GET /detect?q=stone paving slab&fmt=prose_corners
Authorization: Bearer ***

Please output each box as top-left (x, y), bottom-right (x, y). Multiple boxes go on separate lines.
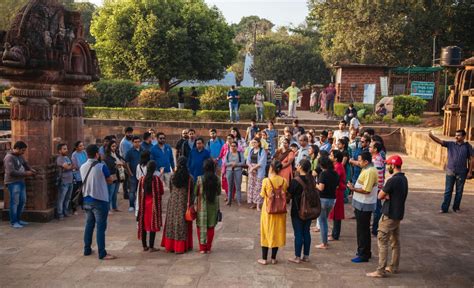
top-left (0, 153), bottom-right (473, 287)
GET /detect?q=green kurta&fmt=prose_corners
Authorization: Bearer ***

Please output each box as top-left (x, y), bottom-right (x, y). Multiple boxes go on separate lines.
top-left (195, 176), bottom-right (221, 228)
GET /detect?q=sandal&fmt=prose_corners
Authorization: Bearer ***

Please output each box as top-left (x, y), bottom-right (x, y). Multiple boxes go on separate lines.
top-left (315, 244), bottom-right (328, 249)
top-left (101, 254), bottom-right (117, 260)
top-left (288, 257), bottom-right (301, 264)
top-left (257, 259), bottom-right (267, 265)
top-left (143, 247), bottom-right (149, 252)
top-left (149, 248), bottom-right (159, 252)
top-left (271, 259), bottom-right (278, 265)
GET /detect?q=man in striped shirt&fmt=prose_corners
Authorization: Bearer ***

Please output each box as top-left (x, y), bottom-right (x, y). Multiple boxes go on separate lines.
top-left (273, 85), bottom-right (283, 117)
top-left (370, 141), bottom-right (385, 236)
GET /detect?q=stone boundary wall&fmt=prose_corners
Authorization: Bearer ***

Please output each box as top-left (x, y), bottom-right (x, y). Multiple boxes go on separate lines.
top-left (400, 128), bottom-right (448, 170)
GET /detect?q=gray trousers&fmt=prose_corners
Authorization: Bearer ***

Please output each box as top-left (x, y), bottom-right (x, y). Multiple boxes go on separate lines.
top-left (226, 169), bottom-right (242, 204)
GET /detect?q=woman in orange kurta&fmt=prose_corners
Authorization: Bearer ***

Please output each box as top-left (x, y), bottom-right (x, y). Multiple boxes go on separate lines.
top-left (274, 138), bottom-right (295, 184)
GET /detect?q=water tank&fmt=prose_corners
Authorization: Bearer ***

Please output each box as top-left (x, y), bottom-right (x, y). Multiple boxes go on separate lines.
top-left (440, 46), bottom-right (462, 66)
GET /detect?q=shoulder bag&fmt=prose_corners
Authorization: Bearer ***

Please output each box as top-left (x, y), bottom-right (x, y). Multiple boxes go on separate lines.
top-left (266, 178), bottom-right (287, 214)
top-left (72, 161), bottom-right (100, 207)
top-left (185, 178), bottom-right (197, 221)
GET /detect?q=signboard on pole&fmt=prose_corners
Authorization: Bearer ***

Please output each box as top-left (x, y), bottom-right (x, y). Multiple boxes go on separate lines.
top-left (363, 84), bottom-right (376, 104)
top-left (411, 81), bottom-right (435, 99)
top-left (380, 77), bottom-right (388, 97)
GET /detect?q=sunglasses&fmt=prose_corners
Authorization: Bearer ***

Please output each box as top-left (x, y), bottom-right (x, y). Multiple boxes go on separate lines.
top-left (159, 137), bottom-right (166, 140)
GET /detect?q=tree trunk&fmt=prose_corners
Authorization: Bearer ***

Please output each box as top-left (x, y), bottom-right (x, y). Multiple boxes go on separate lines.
top-left (159, 79), bottom-right (170, 92)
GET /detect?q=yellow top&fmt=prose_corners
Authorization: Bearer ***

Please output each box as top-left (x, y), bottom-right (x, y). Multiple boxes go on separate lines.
top-left (284, 86), bottom-right (301, 102)
top-left (357, 166), bottom-right (378, 193)
top-left (260, 175), bottom-right (288, 248)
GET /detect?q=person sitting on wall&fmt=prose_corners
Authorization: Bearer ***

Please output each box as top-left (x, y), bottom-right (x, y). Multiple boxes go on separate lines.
top-left (376, 104), bottom-right (387, 117)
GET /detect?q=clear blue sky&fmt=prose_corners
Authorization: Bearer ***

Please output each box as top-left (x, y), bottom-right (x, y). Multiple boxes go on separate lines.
top-left (85, 0), bottom-right (309, 27)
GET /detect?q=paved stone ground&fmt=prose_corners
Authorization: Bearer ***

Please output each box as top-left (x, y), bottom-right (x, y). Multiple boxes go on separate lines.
top-left (0, 154), bottom-right (473, 288)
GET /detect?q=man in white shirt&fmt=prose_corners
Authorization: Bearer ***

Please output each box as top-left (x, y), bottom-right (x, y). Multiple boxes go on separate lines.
top-left (333, 120), bottom-right (349, 146)
top-left (350, 115), bottom-right (361, 131)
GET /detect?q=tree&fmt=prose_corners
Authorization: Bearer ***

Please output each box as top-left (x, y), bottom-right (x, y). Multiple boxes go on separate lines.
top-left (91, 0), bottom-right (237, 92)
top-left (308, 0), bottom-right (474, 67)
top-left (229, 16), bottom-right (274, 85)
top-left (252, 34), bottom-right (330, 87)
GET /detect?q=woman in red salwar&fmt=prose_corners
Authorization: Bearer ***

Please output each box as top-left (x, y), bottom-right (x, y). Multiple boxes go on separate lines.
top-left (329, 150), bottom-right (346, 241)
top-left (137, 160), bottom-right (164, 252)
top-left (161, 157), bottom-right (194, 253)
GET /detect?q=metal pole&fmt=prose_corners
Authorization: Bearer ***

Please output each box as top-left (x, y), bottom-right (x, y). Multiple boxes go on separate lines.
top-left (253, 21), bottom-right (257, 87)
top-left (432, 35), bottom-right (436, 66)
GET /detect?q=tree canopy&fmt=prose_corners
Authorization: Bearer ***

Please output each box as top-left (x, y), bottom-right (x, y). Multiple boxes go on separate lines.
top-left (252, 30), bottom-right (330, 87)
top-left (309, 0), bottom-right (474, 66)
top-left (91, 0), bottom-right (237, 91)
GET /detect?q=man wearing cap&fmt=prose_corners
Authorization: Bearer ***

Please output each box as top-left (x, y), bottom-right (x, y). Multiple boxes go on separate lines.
top-left (367, 155), bottom-right (408, 277)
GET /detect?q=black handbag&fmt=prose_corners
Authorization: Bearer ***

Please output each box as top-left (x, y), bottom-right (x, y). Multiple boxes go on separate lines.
top-left (217, 209), bottom-right (223, 222)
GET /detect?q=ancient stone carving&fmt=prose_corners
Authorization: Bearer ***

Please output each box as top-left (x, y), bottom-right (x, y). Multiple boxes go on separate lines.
top-left (10, 98), bottom-right (52, 121)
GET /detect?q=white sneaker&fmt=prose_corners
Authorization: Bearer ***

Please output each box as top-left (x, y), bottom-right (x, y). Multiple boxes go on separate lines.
top-left (12, 223), bottom-right (24, 228)
top-left (128, 207), bottom-right (135, 212)
top-left (19, 221), bottom-right (29, 225)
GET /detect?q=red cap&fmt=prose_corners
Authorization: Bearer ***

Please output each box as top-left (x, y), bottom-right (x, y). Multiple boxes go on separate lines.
top-left (385, 155), bottom-right (403, 166)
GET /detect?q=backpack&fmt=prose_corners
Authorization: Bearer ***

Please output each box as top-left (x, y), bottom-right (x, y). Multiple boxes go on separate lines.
top-left (266, 178), bottom-right (287, 214)
top-left (295, 176), bottom-right (321, 220)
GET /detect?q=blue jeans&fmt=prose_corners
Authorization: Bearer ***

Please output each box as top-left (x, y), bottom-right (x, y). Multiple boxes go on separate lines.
top-left (291, 216), bottom-right (312, 258)
top-left (256, 107), bottom-right (264, 122)
top-left (128, 176), bottom-right (137, 208)
top-left (442, 171), bottom-right (467, 212)
top-left (372, 199), bottom-right (382, 235)
top-left (229, 102), bottom-right (239, 122)
top-left (7, 181), bottom-right (26, 225)
top-left (275, 100), bottom-right (282, 116)
top-left (226, 169), bottom-right (242, 204)
top-left (318, 198), bottom-right (335, 244)
top-left (108, 182), bottom-right (118, 210)
top-left (57, 182), bottom-right (73, 218)
top-left (83, 199), bottom-right (109, 259)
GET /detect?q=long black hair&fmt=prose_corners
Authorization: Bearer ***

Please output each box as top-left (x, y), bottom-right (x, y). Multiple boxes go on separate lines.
top-left (105, 140), bottom-right (117, 156)
top-left (202, 159), bottom-right (220, 203)
top-left (144, 160), bottom-right (157, 195)
top-left (172, 156), bottom-right (190, 189)
top-left (230, 126), bottom-right (242, 140)
top-left (139, 150), bottom-right (151, 166)
top-left (298, 159), bottom-right (316, 189)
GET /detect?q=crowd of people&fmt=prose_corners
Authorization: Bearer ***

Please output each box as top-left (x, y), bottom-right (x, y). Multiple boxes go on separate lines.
top-left (3, 118), bottom-right (472, 278)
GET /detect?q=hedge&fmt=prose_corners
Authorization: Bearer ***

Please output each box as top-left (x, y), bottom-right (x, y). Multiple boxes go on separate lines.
top-left (393, 95), bottom-right (426, 117)
top-left (85, 102), bottom-right (276, 122)
top-left (334, 103), bottom-right (374, 117)
top-left (87, 79), bottom-right (141, 107)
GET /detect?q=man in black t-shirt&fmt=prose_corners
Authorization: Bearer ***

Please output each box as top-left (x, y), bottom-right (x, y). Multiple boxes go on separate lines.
top-left (367, 155), bottom-right (408, 278)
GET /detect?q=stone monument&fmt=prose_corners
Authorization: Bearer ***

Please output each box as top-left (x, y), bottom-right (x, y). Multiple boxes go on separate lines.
top-left (0, 0), bottom-right (99, 221)
top-left (443, 57), bottom-right (474, 141)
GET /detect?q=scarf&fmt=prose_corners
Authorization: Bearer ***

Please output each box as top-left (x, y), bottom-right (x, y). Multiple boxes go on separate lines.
top-left (196, 176), bottom-right (208, 245)
top-left (137, 175), bottom-right (164, 239)
top-left (275, 149), bottom-right (291, 162)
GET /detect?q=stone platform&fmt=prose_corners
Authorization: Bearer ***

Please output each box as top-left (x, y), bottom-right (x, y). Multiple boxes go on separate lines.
top-left (0, 153), bottom-right (473, 287)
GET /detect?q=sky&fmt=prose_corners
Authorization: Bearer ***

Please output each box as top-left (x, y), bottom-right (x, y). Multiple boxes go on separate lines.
top-left (85, 0), bottom-right (309, 27)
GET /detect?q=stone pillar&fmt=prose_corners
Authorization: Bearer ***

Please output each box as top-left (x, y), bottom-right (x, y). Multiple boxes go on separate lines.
top-left (3, 82), bottom-right (56, 221)
top-left (51, 85), bottom-right (85, 152)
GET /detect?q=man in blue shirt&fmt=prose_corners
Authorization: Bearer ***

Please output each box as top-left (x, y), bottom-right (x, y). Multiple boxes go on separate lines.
top-left (318, 130), bottom-right (332, 152)
top-left (227, 85), bottom-right (240, 123)
top-left (206, 129), bottom-right (224, 168)
top-left (150, 132), bottom-right (175, 188)
top-left (125, 136), bottom-right (142, 212)
top-left (188, 138), bottom-right (211, 180)
top-left (81, 144), bottom-right (115, 260)
top-left (140, 132), bottom-right (153, 152)
top-left (429, 130), bottom-right (474, 213)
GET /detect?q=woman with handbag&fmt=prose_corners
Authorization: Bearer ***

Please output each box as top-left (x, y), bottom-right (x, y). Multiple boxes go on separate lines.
top-left (194, 159), bottom-right (221, 254)
top-left (137, 160), bottom-right (164, 252)
top-left (258, 160), bottom-right (288, 265)
top-left (246, 138), bottom-right (267, 211)
top-left (274, 138), bottom-right (295, 184)
top-left (161, 157), bottom-right (194, 253)
top-left (103, 140), bottom-right (126, 212)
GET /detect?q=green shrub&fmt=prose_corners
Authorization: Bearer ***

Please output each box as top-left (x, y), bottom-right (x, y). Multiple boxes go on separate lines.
top-left (334, 103), bottom-right (374, 117)
top-left (406, 114), bottom-right (422, 125)
top-left (238, 87), bottom-right (264, 104)
top-left (137, 88), bottom-right (172, 108)
top-left (85, 107), bottom-right (194, 121)
top-left (363, 114), bottom-right (376, 124)
top-left (197, 110), bottom-right (228, 122)
top-left (199, 86), bottom-right (228, 110)
top-left (393, 95), bottom-right (426, 117)
top-left (394, 114), bottom-right (405, 124)
top-left (382, 115), bottom-right (393, 124)
top-left (239, 102), bottom-right (276, 121)
top-left (87, 79), bottom-right (141, 107)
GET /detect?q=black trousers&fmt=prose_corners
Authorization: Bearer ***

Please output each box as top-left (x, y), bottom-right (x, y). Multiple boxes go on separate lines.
top-left (332, 219), bottom-right (341, 240)
top-left (262, 247), bottom-right (278, 260)
top-left (355, 208), bottom-right (372, 260)
top-left (141, 231), bottom-right (156, 248)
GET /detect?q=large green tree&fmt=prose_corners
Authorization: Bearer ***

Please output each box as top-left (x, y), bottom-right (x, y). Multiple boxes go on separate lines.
top-left (91, 0), bottom-right (237, 91)
top-left (309, 0), bottom-right (474, 66)
top-left (252, 31), bottom-right (330, 87)
top-left (229, 16), bottom-right (274, 85)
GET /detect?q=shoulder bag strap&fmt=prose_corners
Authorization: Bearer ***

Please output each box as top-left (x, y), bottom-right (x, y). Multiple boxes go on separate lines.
top-left (82, 161), bottom-right (100, 190)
